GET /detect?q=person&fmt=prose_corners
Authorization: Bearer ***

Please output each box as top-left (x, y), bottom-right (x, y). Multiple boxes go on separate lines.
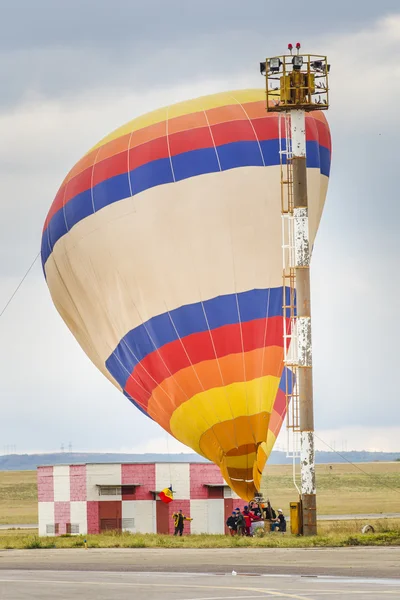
top-left (242, 506), bottom-right (253, 536)
top-left (248, 502), bottom-right (263, 536)
top-left (271, 509), bottom-right (286, 533)
top-left (172, 509), bottom-right (193, 536)
top-left (264, 501), bottom-right (276, 521)
top-left (250, 501), bottom-right (262, 518)
top-left (226, 511), bottom-right (237, 536)
top-left (236, 510), bottom-right (246, 536)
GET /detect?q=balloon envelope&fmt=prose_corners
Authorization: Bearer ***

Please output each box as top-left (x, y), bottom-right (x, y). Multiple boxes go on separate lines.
top-left (42, 89), bottom-right (331, 500)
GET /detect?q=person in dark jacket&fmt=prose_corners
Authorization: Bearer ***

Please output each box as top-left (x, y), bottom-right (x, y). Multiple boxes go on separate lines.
top-left (226, 511), bottom-right (237, 535)
top-left (236, 510), bottom-right (246, 536)
top-left (250, 501), bottom-right (262, 518)
top-left (172, 509), bottom-right (192, 536)
top-left (271, 509), bottom-right (287, 532)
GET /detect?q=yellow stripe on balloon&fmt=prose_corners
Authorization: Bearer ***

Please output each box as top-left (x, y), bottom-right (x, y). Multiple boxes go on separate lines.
top-left (263, 432), bottom-right (277, 462)
top-left (224, 452), bottom-right (257, 470)
top-left (169, 375), bottom-right (280, 454)
top-left (86, 89), bottom-right (267, 153)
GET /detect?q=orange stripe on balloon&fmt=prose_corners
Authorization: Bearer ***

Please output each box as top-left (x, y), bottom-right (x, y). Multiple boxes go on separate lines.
top-left (61, 100), bottom-right (272, 188)
top-left (226, 443), bottom-right (258, 457)
top-left (147, 346), bottom-right (284, 428)
top-left (199, 412), bottom-right (271, 462)
top-left (269, 409), bottom-right (284, 438)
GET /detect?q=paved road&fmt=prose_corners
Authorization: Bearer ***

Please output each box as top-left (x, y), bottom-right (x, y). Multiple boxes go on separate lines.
top-left (1, 547), bottom-right (400, 579)
top-left (1, 570), bottom-right (400, 600)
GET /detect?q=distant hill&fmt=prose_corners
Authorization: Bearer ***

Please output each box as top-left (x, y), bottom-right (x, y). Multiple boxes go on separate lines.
top-left (0, 451), bottom-right (399, 471)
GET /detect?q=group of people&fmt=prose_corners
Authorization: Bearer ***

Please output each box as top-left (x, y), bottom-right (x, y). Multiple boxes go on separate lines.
top-left (171, 504), bottom-right (287, 537)
top-left (226, 502), bottom-right (286, 536)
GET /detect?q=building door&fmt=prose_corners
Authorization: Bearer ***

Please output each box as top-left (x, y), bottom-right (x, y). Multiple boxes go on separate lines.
top-left (156, 501), bottom-right (170, 534)
top-left (99, 501), bottom-right (122, 532)
top-left (224, 499), bottom-right (234, 535)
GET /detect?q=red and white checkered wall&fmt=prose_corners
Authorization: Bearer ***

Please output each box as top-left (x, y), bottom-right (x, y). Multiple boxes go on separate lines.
top-left (37, 463), bottom-right (247, 536)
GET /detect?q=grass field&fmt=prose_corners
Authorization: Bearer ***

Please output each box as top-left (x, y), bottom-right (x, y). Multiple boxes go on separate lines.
top-left (1, 518), bottom-right (400, 549)
top-left (261, 461), bottom-right (400, 514)
top-left (0, 470), bottom-right (37, 524)
top-left (0, 462), bottom-right (399, 525)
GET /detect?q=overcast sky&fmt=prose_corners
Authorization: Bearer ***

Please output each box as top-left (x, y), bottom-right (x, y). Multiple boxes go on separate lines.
top-left (0, 0), bottom-right (399, 456)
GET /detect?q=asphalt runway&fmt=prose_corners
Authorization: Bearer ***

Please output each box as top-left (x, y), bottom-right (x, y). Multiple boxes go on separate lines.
top-left (1, 570), bottom-right (400, 600)
top-left (1, 547), bottom-right (400, 579)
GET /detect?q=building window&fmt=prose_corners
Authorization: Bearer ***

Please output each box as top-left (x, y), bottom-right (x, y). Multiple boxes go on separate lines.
top-left (46, 523), bottom-right (59, 535)
top-left (100, 518), bottom-right (121, 531)
top-left (122, 518), bottom-right (135, 530)
top-left (98, 486), bottom-right (121, 496)
top-left (66, 523), bottom-right (80, 534)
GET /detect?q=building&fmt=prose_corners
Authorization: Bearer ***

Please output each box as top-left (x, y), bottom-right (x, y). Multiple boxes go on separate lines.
top-left (37, 462), bottom-right (247, 536)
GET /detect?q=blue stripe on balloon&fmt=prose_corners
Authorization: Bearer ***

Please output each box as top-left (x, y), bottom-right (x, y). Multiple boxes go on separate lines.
top-left (123, 390), bottom-right (153, 419)
top-left (173, 147), bottom-right (220, 180)
top-left (279, 366), bottom-right (294, 394)
top-left (42, 139), bottom-right (330, 267)
top-left (105, 286), bottom-right (293, 390)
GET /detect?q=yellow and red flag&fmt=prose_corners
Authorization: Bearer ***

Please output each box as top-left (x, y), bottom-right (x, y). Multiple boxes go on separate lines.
top-left (159, 486), bottom-right (173, 504)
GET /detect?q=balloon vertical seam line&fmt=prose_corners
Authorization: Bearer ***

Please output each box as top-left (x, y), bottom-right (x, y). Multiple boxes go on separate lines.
top-left (259, 288), bottom-right (272, 448)
top-left (201, 106), bottom-right (246, 478)
top-left (165, 106), bottom-right (176, 183)
top-left (166, 310), bottom-right (205, 393)
top-left (61, 177), bottom-right (70, 234)
top-left (118, 338), bottom-right (178, 416)
top-left (46, 221), bottom-right (52, 254)
top-left (165, 308), bottom-right (228, 460)
top-left (129, 315), bottom-right (192, 403)
top-left (235, 292), bottom-right (257, 491)
top-left (109, 238), bottom-right (218, 445)
top-left (112, 309), bottom-right (183, 406)
top-left (90, 148), bottom-right (101, 214)
top-left (202, 109), bottom-right (222, 171)
top-left (229, 91), bottom-right (269, 493)
top-left (127, 128), bottom-right (135, 198)
top-left (229, 94), bottom-right (266, 167)
top-left (226, 188), bottom-right (257, 494)
top-left (71, 248), bottom-right (173, 418)
top-left (199, 300), bottom-right (240, 452)
top-left (200, 105), bottom-right (240, 452)
top-left (50, 254), bottom-right (96, 371)
top-left (105, 248), bottom-right (192, 415)
top-left (122, 284), bottom-right (192, 402)
top-left (165, 308), bottom-right (235, 468)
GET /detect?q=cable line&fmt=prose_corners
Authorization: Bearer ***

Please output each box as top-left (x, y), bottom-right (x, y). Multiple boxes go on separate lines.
top-left (314, 433), bottom-right (400, 497)
top-left (0, 252), bottom-right (40, 319)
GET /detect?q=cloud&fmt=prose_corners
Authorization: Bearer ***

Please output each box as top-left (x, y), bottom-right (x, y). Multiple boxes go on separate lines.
top-left (323, 14), bottom-right (400, 123)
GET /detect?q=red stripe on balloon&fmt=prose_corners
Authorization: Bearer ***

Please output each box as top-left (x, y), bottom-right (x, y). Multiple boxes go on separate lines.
top-left (44, 114), bottom-right (331, 231)
top-left (125, 315), bottom-right (286, 410)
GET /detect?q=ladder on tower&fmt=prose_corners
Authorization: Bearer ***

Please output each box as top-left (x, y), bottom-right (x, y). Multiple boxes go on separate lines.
top-left (278, 113), bottom-right (301, 464)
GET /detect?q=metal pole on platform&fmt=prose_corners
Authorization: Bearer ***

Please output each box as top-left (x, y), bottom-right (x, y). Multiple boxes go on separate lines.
top-left (291, 109), bottom-right (316, 536)
top-left (261, 46), bottom-right (330, 536)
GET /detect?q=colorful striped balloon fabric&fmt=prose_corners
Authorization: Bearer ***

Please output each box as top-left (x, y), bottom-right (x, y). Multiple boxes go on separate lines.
top-left (42, 89), bottom-right (331, 500)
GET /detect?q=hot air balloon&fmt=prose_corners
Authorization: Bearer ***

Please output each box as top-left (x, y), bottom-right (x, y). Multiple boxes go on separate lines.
top-left (41, 89), bottom-right (331, 501)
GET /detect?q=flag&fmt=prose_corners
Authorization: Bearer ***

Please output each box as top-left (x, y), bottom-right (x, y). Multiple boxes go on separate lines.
top-left (159, 486), bottom-right (173, 504)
